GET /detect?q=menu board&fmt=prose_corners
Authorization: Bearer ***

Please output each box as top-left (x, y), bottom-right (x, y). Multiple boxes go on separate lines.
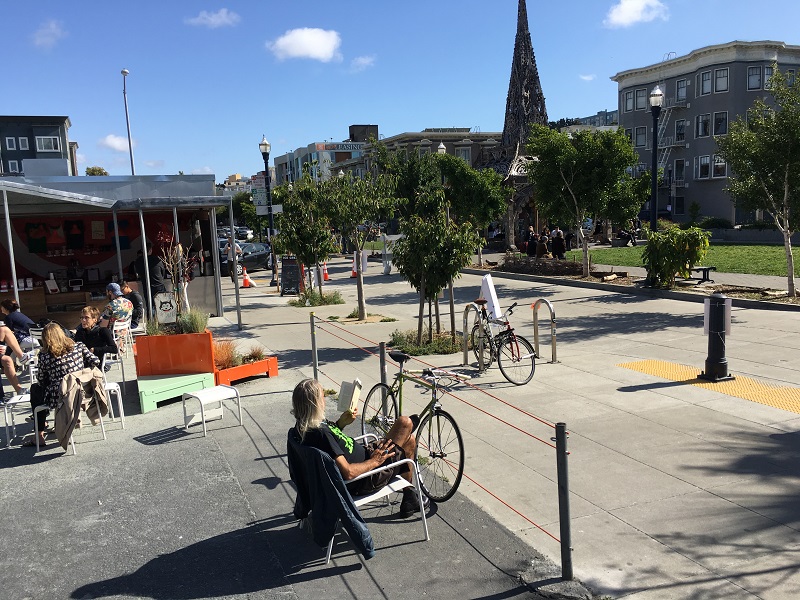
top-left (280, 255), bottom-right (301, 297)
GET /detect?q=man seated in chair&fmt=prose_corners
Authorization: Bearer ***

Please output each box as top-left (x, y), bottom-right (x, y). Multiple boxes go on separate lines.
top-left (120, 280), bottom-right (144, 329)
top-left (291, 379), bottom-right (428, 517)
top-left (99, 283), bottom-right (133, 329)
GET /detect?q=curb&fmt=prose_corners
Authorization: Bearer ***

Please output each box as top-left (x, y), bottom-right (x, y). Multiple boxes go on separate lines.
top-left (462, 268), bottom-right (800, 313)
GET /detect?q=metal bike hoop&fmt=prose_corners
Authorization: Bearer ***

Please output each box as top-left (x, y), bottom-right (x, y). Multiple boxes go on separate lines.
top-left (462, 303), bottom-right (487, 372)
top-left (532, 298), bottom-right (559, 364)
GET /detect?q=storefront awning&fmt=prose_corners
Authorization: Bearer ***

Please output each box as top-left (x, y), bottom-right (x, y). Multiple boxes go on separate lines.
top-left (0, 179), bottom-right (118, 215)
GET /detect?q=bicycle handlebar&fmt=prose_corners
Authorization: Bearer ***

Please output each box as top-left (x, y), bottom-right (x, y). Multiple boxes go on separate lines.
top-left (405, 368), bottom-right (470, 381)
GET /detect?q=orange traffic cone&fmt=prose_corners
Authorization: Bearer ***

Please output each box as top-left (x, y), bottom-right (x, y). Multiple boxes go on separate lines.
top-left (323, 262), bottom-right (330, 281)
top-left (241, 267), bottom-right (257, 288)
top-left (350, 252), bottom-right (358, 278)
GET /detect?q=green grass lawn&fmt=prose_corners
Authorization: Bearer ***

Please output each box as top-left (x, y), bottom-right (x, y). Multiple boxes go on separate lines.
top-left (565, 243), bottom-right (800, 277)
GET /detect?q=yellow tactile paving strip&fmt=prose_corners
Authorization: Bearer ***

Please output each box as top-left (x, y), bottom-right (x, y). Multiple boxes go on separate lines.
top-left (617, 360), bottom-right (800, 415)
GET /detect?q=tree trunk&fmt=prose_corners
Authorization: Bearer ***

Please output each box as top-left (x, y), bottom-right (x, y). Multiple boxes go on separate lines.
top-left (448, 279), bottom-right (456, 344)
top-left (506, 202), bottom-right (515, 250)
top-left (477, 241), bottom-right (483, 267)
top-left (356, 248), bottom-right (367, 320)
top-left (579, 229), bottom-right (590, 277)
top-left (316, 261), bottom-right (324, 296)
top-left (427, 298), bottom-right (433, 343)
top-left (435, 296), bottom-right (441, 334)
top-left (417, 276), bottom-right (425, 345)
top-left (782, 229), bottom-right (797, 297)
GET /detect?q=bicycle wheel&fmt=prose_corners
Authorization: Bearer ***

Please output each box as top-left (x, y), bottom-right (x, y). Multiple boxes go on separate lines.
top-left (361, 383), bottom-right (398, 438)
top-left (470, 322), bottom-right (493, 367)
top-left (415, 409), bottom-right (464, 502)
top-left (497, 334), bottom-right (536, 385)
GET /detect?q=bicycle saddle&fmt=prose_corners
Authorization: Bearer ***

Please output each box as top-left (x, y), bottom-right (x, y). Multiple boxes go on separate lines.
top-left (474, 298), bottom-right (488, 305)
top-left (389, 350), bottom-right (411, 364)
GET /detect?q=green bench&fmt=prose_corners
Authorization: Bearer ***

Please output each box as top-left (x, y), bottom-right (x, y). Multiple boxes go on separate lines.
top-left (137, 373), bottom-right (216, 414)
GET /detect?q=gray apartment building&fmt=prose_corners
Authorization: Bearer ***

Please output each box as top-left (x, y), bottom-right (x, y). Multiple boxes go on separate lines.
top-left (612, 40), bottom-right (800, 224)
top-left (0, 116), bottom-right (77, 177)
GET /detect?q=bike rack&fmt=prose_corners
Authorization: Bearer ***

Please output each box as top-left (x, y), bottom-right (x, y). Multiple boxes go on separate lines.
top-left (462, 303), bottom-right (486, 373)
top-left (532, 298), bottom-right (559, 364)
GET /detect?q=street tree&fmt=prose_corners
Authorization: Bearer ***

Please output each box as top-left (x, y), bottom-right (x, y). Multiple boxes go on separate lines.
top-left (216, 191), bottom-right (257, 232)
top-left (273, 175), bottom-right (337, 294)
top-left (322, 173), bottom-right (395, 320)
top-left (85, 166), bottom-right (109, 176)
top-left (525, 125), bottom-right (644, 276)
top-left (715, 65), bottom-right (799, 296)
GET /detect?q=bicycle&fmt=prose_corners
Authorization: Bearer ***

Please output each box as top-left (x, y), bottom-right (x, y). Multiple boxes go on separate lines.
top-left (469, 300), bottom-right (536, 385)
top-left (361, 350), bottom-right (467, 502)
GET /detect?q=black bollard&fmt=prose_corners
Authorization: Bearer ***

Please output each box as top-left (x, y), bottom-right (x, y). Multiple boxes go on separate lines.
top-left (699, 292), bottom-right (735, 382)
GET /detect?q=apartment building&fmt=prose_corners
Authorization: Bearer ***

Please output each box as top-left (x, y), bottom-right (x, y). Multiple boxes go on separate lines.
top-left (612, 40), bottom-right (800, 224)
top-left (0, 115), bottom-right (76, 176)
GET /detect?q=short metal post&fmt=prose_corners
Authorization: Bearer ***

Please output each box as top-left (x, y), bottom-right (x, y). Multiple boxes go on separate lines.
top-left (310, 312), bottom-right (319, 381)
top-left (699, 292), bottom-right (734, 382)
top-left (556, 422), bottom-right (573, 580)
top-left (532, 298), bottom-right (559, 364)
top-left (379, 341), bottom-right (387, 385)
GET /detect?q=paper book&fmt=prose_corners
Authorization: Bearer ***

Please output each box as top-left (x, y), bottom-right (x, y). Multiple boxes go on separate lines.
top-left (337, 378), bottom-right (362, 413)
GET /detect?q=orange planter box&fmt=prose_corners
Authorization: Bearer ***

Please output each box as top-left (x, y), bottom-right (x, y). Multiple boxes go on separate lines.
top-left (215, 356), bottom-right (278, 386)
top-left (134, 331), bottom-right (216, 377)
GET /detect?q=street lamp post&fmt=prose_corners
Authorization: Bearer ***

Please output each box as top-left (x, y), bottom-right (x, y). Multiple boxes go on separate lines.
top-left (121, 69), bottom-right (135, 175)
top-left (259, 135), bottom-right (278, 287)
top-left (649, 85), bottom-right (664, 233)
top-left (437, 142), bottom-right (456, 343)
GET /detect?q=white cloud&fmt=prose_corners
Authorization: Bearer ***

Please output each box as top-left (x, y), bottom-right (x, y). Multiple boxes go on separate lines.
top-left (76, 153), bottom-right (87, 165)
top-left (99, 134), bottom-right (134, 152)
top-left (267, 28), bottom-right (342, 62)
top-left (192, 166), bottom-right (214, 175)
top-left (350, 55), bottom-right (376, 73)
top-left (579, 74), bottom-right (596, 81)
top-left (144, 160), bottom-right (165, 169)
top-left (185, 8), bottom-right (240, 28)
top-left (603, 0), bottom-right (668, 28)
top-left (32, 20), bottom-right (67, 49)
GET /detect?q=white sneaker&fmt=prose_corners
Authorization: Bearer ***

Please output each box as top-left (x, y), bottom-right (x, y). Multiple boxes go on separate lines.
top-left (19, 351), bottom-right (35, 366)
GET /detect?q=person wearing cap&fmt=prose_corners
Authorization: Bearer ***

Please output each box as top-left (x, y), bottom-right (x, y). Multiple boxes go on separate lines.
top-left (99, 282), bottom-right (133, 329)
top-left (120, 280), bottom-right (144, 329)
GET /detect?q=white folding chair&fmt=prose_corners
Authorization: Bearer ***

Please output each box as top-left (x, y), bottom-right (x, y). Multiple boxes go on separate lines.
top-left (112, 317), bottom-right (133, 356)
top-left (100, 354), bottom-right (125, 429)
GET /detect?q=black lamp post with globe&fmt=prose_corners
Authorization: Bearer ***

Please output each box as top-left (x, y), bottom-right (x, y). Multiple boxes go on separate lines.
top-left (259, 135), bottom-right (278, 287)
top-left (649, 85), bottom-right (664, 233)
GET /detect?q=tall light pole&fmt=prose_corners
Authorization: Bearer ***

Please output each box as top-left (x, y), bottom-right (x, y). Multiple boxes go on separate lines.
top-left (649, 84), bottom-right (664, 233)
top-left (259, 135), bottom-right (278, 287)
top-left (121, 69), bottom-right (135, 175)
top-left (437, 141), bottom-right (456, 343)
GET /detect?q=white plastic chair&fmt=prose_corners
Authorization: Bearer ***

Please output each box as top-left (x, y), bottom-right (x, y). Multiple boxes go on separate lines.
top-left (100, 354), bottom-right (125, 429)
top-left (112, 317), bottom-right (133, 357)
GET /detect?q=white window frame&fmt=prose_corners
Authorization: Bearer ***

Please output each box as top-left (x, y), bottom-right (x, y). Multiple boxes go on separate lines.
top-left (454, 147), bottom-right (471, 164)
top-left (714, 68), bottom-right (729, 93)
top-left (712, 155), bottom-right (727, 178)
top-left (634, 126), bottom-right (647, 147)
top-left (5, 137), bottom-right (16, 151)
top-left (18, 137), bottom-right (29, 151)
top-left (635, 89), bottom-right (647, 110)
top-left (35, 136), bottom-right (61, 152)
top-left (713, 111), bottom-right (728, 136)
top-left (695, 155), bottom-right (710, 179)
top-left (675, 119), bottom-right (686, 142)
top-left (698, 71), bottom-right (712, 95)
top-left (8, 160), bottom-right (19, 173)
top-left (624, 91), bottom-right (634, 112)
top-left (764, 65), bottom-right (774, 89)
top-left (676, 79), bottom-right (687, 102)
top-left (695, 114), bottom-right (710, 138)
top-left (747, 66), bottom-right (762, 90)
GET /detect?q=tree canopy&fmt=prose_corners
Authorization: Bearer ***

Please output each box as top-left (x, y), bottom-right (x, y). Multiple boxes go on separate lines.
top-left (85, 166), bottom-right (109, 176)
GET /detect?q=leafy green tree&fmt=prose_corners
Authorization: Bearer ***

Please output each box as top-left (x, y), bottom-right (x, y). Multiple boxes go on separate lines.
top-left (715, 65), bottom-right (800, 296)
top-left (642, 227), bottom-right (710, 287)
top-left (216, 192), bottom-right (257, 232)
top-left (526, 125), bottom-right (644, 276)
top-left (273, 175), bottom-right (337, 293)
top-left (85, 166), bottom-right (109, 176)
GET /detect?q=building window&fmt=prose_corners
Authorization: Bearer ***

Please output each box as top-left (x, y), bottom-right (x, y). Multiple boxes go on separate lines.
top-left (674, 196), bottom-right (685, 215)
top-left (8, 160), bottom-right (19, 172)
top-left (35, 136), bottom-right (61, 152)
top-left (676, 79), bottom-right (687, 102)
top-left (764, 65), bottom-right (774, 89)
top-left (748, 66), bottom-right (762, 90)
top-left (712, 155), bottom-right (727, 178)
top-left (713, 111), bottom-right (728, 135)
top-left (18, 137), bottom-right (29, 151)
top-left (695, 114), bottom-right (710, 137)
top-left (635, 89), bottom-right (647, 110)
top-left (698, 71), bottom-right (712, 95)
top-left (674, 159), bottom-right (685, 183)
top-left (624, 91), bottom-right (634, 112)
top-left (675, 119), bottom-right (686, 142)
top-left (455, 147), bottom-right (471, 163)
top-left (5, 137), bottom-right (16, 150)
top-left (695, 155), bottom-right (710, 179)
top-left (418, 146), bottom-right (430, 157)
top-left (624, 128), bottom-right (633, 143)
top-left (634, 126), bottom-right (646, 147)
top-left (714, 68), bottom-right (729, 92)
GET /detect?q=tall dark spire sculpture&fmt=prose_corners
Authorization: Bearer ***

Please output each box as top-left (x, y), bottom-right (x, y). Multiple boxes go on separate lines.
top-left (501, 0), bottom-right (548, 151)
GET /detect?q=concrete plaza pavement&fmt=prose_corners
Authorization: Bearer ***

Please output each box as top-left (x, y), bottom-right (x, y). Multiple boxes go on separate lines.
top-left (2, 256), bottom-right (799, 599)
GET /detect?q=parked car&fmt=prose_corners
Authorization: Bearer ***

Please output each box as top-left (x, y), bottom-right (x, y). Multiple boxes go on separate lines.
top-left (221, 242), bottom-right (272, 276)
top-left (235, 226), bottom-right (254, 241)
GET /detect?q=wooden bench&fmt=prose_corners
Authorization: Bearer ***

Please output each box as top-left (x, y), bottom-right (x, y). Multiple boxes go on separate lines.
top-left (182, 385), bottom-right (242, 437)
top-left (137, 373), bottom-right (216, 414)
top-left (689, 266), bottom-right (716, 284)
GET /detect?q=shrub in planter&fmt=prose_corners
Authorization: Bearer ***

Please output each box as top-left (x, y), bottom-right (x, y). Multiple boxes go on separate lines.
top-left (699, 217), bottom-right (734, 230)
top-left (642, 226), bottom-right (710, 288)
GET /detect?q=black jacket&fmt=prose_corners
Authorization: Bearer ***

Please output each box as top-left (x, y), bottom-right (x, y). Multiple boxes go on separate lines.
top-left (74, 325), bottom-right (117, 362)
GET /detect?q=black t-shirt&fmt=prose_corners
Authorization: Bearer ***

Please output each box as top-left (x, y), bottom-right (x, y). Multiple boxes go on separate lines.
top-left (301, 421), bottom-right (366, 464)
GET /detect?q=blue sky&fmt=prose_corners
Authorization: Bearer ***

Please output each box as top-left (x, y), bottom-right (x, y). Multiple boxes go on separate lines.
top-left (6, 0), bottom-right (799, 183)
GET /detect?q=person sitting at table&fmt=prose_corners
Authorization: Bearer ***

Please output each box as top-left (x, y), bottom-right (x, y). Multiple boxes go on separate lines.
top-left (0, 323), bottom-right (30, 399)
top-left (74, 306), bottom-right (117, 366)
top-left (0, 299), bottom-right (37, 350)
top-left (26, 323), bottom-right (100, 447)
top-left (291, 378), bottom-right (428, 517)
top-left (120, 280), bottom-right (144, 329)
top-left (99, 283), bottom-right (133, 329)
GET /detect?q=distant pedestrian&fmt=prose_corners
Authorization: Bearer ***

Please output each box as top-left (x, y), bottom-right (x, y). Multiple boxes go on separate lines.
top-left (551, 230), bottom-right (566, 259)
